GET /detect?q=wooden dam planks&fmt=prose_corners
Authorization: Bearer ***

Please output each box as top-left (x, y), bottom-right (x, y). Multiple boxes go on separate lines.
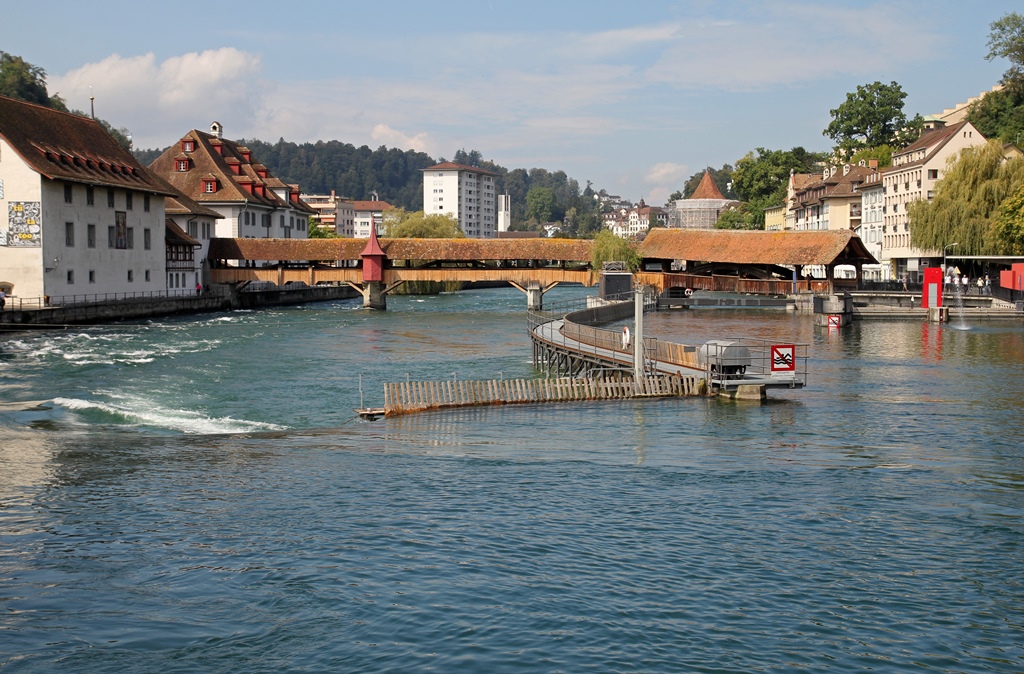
top-left (381, 374), bottom-right (700, 417)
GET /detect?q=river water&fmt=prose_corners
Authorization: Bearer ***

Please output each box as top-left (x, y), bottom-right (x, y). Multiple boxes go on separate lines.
top-left (1, 287), bottom-right (1022, 672)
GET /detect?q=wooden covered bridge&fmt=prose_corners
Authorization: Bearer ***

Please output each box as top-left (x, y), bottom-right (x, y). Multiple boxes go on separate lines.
top-left (208, 228), bottom-right (594, 309)
top-left (207, 227), bottom-right (876, 309)
top-left (635, 228), bottom-right (877, 296)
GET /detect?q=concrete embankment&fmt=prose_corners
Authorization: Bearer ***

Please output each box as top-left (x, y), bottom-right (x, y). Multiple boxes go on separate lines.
top-left (0, 285), bottom-right (359, 328)
top-left (789, 291), bottom-right (1022, 321)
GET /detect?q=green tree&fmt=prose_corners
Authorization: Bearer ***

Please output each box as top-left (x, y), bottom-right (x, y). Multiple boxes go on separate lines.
top-left (987, 12), bottom-right (1024, 91)
top-left (591, 229), bottom-right (640, 271)
top-left (714, 204), bottom-right (759, 230)
top-left (824, 81), bottom-right (923, 154)
top-left (731, 147), bottom-right (825, 226)
top-left (848, 145), bottom-right (894, 168)
top-left (0, 51), bottom-right (66, 109)
top-left (992, 182), bottom-right (1024, 254)
top-left (526, 186), bottom-right (556, 222)
top-left (908, 140), bottom-right (1024, 254)
top-left (967, 87), bottom-right (1024, 145)
top-left (383, 208), bottom-right (464, 238)
top-left (308, 218), bottom-right (339, 238)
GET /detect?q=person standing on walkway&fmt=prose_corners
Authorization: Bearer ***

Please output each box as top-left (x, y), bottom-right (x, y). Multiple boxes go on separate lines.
top-left (902, 275), bottom-right (908, 291)
top-left (962, 274), bottom-right (970, 294)
top-left (0, 289), bottom-right (6, 310)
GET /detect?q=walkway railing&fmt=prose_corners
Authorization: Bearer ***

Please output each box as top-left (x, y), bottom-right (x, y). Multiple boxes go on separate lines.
top-left (529, 290), bottom-right (808, 390)
top-left (1, 289), bottom-right (203, 310)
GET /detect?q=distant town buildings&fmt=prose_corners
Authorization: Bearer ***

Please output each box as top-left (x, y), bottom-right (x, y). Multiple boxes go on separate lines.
top-left (766, 119), bottom-right (988, 281)
top-left (422, 162), bottom-right (498, 238)
top-left (603, 201), bottom-right (667, 239)
top-left (667, 171), bottom-right (740, 229)
top-left (303, 190), bottom-right (355, 237)
top-left (0, 95), bottom-right (174, 300)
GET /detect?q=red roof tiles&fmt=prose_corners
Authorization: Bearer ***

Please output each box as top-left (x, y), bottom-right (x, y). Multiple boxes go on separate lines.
top-left (690, 171), bottom-right (727, 200)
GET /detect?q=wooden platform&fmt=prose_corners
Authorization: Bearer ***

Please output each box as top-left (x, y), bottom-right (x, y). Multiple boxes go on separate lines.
top-left (363, 374), bottom-right (701, 418)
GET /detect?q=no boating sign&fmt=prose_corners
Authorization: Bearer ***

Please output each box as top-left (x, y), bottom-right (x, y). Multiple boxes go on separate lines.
top-left (770, 344), bottom-right (795, 377)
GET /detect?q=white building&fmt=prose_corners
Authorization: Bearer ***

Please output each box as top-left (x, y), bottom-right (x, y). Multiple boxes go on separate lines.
top-left (421, 162), bottom-right (497, 238)
top-left (0, 95), bottom-right (174, 302)
top-left (880, 119), bottom-right (987, 280)
top-left (352, 200), bottom-right (392, 238)
top-left (857, 170), bottom-right (885, 280)
top-left (163, 190), bottom-right (222, 288)
top-left (497, 193), bottom-right (511, 233)
top-left (150, 122), bottom-right (315, 245)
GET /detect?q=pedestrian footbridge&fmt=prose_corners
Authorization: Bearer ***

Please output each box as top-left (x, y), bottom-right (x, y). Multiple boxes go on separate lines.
top-left (529, 293), bottom-right (808, 397)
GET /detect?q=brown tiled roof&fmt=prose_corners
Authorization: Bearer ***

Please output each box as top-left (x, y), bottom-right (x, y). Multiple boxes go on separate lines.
top-left (352, 200), bottom-right (393, 211)
top-left (690, 171), bottom-right (726, 200)
top-left (164, 193), bottom-right (223, 218)
top-left (639, 228), bottom-right (876, 265)
top-left (149, 129), bottom-right (315, 214)
top-left (423, 162), bottom-right (498, 176)
top-left (208, 237), bottom-right (593, 262)
top-left (884, 120), bottom-right (974, 173)
top-left (0, 95), bottom-right (175, 196)
top-left (792, 165), bottom-right (877, 207)
top-left (165, 219), bottom-right (201, 246)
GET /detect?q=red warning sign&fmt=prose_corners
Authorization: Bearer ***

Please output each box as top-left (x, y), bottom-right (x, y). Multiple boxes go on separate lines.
top-left (771, 344), bottom-right (795, 372)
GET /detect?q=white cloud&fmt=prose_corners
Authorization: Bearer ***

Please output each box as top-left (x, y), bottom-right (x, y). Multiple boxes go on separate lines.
top-left (645, 162), bottom-right (688, 185)
top-left (50, 48), bottom-right (263, 148)
top-left (370, 124), bottom-right (434, 154)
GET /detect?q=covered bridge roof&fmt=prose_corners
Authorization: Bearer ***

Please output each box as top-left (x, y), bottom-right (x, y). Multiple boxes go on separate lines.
top-left (208, 237), bottom-right (594, 262)
top-left (639, 228), bottom-right (877, 266)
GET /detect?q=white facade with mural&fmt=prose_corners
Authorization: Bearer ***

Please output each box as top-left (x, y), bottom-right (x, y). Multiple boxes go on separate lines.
top-left (0, 96), bottom-right (172, 303)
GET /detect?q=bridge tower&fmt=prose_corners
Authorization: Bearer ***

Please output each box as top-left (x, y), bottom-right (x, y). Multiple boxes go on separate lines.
top-left (360, 223), bottom-right (387, 310)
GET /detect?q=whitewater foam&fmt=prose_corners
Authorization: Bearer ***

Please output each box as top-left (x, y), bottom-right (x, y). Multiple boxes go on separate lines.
top-left (53, 397), bottom-right (288, 435)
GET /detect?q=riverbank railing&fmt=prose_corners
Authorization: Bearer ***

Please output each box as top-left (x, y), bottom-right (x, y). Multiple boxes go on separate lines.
top-left (1, 289), bottom-right (207, 310)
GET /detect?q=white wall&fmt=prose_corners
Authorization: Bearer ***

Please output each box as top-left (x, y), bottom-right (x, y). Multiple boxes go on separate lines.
top-left (44, 180), bottom-right (167, 298)
top-left (0, 137), bottom-right (45, 297)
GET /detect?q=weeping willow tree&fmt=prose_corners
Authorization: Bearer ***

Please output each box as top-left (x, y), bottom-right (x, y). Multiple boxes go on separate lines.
top-left (909, 140), bottom-right (1024, 254)
top-left (591, 230), bottom-right (641, 272)
top-left (992, 183), bottom-right (1024, 254)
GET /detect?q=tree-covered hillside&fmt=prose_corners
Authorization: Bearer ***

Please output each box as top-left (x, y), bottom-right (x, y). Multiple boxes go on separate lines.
top-left (134, 142), bottom-right (605, 234)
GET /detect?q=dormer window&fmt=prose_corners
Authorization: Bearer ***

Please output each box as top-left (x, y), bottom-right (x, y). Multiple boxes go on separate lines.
top-left (176, 159), bottom-right (190, 172)
top-left (181, 140), bottom-right (195, 152)
top-left (202, 179), bottom-right (218, 193)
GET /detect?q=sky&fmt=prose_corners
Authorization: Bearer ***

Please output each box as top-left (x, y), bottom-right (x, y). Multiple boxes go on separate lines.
top-left (1, 0), bottom-right (1018, 204)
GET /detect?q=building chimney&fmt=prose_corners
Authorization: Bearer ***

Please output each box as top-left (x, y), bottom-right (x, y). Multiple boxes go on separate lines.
top-left (210, 121), bottom-right (223, 139)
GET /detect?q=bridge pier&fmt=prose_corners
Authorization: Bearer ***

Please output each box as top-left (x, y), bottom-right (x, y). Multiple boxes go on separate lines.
top-left (365, 281), bottom-right (386, 310)
top-left (526, 283), bottom-right (544, 311)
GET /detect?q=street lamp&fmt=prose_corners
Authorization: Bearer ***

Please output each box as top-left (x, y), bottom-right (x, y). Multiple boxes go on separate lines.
top-left (943, 242), bottom-right (959, 275)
